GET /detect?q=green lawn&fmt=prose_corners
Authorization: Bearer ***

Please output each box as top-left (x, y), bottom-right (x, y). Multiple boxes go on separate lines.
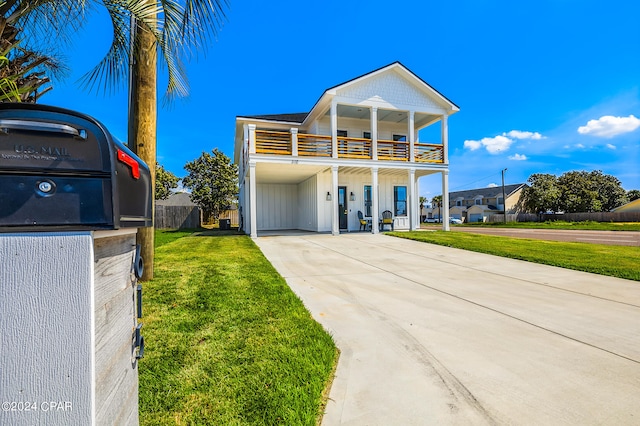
top-left (139, 229), bottom-right (337, 425)
top-left (388, 230), bottom-right (640, 282)
top-left (455, 220), bottom-right (640, 231)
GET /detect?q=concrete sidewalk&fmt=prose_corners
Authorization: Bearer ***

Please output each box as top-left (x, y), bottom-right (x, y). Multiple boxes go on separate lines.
top-left (255, 233), bottom-right (640, 425)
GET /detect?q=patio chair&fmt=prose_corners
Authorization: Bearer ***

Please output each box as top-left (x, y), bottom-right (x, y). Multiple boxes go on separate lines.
top-left (357, 210), bottom-right (370, 231)
top-left (380, 210), bottom-right (394, 231)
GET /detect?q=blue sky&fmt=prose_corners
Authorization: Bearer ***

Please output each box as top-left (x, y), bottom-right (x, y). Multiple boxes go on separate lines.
top-left (43, 0), bottom-right (640, 201)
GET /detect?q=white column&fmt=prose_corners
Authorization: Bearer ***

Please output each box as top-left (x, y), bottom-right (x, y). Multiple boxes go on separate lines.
top-left (409, 168), bottom-right (417, 230)
top-left (441, 114), bottom-right (448, 164)
top-left (291, 127), bottom-right (298, 156)
top-left (442, 170), bottom-right (450, 231)
top-left (409, 111), bottom-right (415, 163)
top-left (249, 162), bottom-right (258, 238)
top-left (331, 166), bottom-right (339, 236)
top-left (372, 167), bottom-right (379, 234)
top-left (248, 124), bottom-right (257, 154)
top-left (331, 101), bottom-right (338, 159)
top-left (371, 107), bottom-right (378, 160)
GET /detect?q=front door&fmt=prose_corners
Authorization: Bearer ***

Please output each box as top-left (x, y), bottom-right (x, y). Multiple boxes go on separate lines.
top-left (338, 186), bottom-right (348, 230)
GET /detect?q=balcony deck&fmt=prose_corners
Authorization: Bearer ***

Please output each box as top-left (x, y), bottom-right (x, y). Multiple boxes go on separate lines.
top-left (254, 130), bottom-right (443, 163)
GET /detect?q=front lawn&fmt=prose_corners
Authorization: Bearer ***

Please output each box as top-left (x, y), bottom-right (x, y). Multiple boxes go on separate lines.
top-left (139, 230), bottom-right (337, 425)
top-left (389, 231), bottom-right (639, 282)
top-left (457, 220), bottom-right (640, 231)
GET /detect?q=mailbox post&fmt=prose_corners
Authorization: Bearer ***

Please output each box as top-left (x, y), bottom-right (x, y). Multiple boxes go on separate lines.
top-left (0, 104), bottom-right (152, 426)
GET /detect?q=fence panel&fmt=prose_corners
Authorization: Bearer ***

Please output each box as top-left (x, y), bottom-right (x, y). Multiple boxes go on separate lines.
top-left (155, 205), bottom-right (201, 229)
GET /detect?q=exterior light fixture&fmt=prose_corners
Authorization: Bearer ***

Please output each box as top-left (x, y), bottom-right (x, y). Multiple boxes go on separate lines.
top-left (349, 192), bottom-right (355, 201)
top-left (326, 192), bottom-right (332, 201)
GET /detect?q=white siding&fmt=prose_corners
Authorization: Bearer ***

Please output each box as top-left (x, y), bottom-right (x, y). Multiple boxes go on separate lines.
top-left (316, 116), bottom-right (411, 141)
top-left (297, 175), bottom-right (318, 231)
top-left (257, 184), bottom-right (297, 230)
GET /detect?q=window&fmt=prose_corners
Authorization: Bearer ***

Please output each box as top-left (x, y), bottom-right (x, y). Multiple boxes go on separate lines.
top-left (475, 198), bottom-right (482, 205)
top-left (497, 196), bottom-right (504, 205)
top-left (363, 131), bottom-right (371, 139)
top-left (364, 185), bottom-right (372, 217)
top-left (394, 186), bottom-right (407, 216)
top-left (337, 130), bottom-right (348, 137)
top-left (456, 200), bottom-right (462, 207)
top-left (393, 134), bottom-right (406, 142)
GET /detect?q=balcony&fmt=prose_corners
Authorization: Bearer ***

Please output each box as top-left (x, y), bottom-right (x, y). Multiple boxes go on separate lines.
top-left (254, 130), bottom-right (443, 163)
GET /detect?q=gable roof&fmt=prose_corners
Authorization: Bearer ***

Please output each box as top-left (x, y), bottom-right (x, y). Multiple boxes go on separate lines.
top-left (450, 184), bottom-right (526, 200)
top-left (155, 192), bottom-right (196, 206)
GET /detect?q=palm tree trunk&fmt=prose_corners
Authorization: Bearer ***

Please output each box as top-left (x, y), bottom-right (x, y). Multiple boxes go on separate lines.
top-left (130, 13), bottom-right (157, 281)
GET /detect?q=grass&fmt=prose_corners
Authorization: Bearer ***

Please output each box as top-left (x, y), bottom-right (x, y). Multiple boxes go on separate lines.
top-left (388, 230), bottom-right (640, 282)
top-left (455, 220), bottom-right (640, 231)
top-left (140, 229), bottom-right (338, 425)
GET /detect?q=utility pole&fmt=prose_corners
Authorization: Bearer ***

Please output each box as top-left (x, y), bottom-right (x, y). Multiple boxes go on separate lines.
top-left (502, 168), bottom-right (507, 223)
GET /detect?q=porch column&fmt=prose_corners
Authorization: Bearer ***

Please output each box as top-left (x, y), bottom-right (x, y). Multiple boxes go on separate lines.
top-left (249, 161), bottom-right (258, 238)
top-left (441, 170), bottom-right (450, 231)
top-left (409, 168), bottom-right (417, 231)
top-left (248, 124), bottom-right (256, 154)
top-left (441, 114), bottom-right (448, 164)
top-left (331, 100), bottom-right (338, 159)
top-left (409, 111), bottom-right (415, 162)
top-left (371, 167), bottom-right (379, 234)
top-left (371, 107), bottom-right (378, 160)
top-left (331, 166), bottom-right (339, 236)
top-left (291, 127), bottom-right (298, 156)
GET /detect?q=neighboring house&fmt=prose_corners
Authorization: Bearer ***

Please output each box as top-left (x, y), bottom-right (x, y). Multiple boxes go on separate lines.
top-left (155, 192), bottom-right (200, 229)
top-left (450, 184), bottom-right (526, 223)
top-left (612, 198), bottom-right (640, 213)
top-left (423, 183), bottom-right (526, 223)
top-left (234, 62), bottom-right (459, 237)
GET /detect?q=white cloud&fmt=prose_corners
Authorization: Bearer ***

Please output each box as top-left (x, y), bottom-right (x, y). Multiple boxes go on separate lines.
top-left (463, 139), bottom-right (482, 151)
top-left (575, 143), bottom-right (585, 149)
top-left (606, 143), bottom-right (616, 150)
top-left (464, 135), bottom-right (513, 154)
top-left (487, 183), bottom-right (498, 188)
top-left (508, 153), bottom-right (528, 161)
top-left (577, 115), bottom-right (640, 138)
top-left (504, 130), bottom-right (544, 140)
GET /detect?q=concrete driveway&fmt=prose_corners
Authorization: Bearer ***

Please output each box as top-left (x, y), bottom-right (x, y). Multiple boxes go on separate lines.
top-left (255, 233), bottom-right (640, 425)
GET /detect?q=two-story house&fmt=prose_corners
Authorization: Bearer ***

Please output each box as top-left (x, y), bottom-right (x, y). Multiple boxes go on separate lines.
top-left (234, 62), bottom-right (459, 237)
top-left (425, 183), bottom-right (526, 223)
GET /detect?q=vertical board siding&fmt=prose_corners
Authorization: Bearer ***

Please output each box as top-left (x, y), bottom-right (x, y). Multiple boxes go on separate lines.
top-left (257, 184), bottom-right (298, 230)
top-left (297, 175), bottom-right (318, 231)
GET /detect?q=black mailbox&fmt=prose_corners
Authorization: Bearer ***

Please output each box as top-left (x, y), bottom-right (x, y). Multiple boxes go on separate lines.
top-left (0, 103), bottom-right (152, 231)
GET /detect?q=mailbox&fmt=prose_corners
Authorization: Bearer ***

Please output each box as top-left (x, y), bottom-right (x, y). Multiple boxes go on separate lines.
top-left (0, 103), bottom-right (152, 231)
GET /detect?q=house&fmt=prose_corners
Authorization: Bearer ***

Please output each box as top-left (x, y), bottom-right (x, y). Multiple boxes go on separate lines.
top-left (424, 183), bottom-right (526, 223)
top-left (234, 62), bottom-right (459, 237)
top-left (451, 183), bottom-right (526, 223)
top-left (612, 198), bottom-right (640, 213)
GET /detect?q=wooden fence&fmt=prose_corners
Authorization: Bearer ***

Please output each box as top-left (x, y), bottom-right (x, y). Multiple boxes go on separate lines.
top-left (155, 205), bottom-right (201, 229)
top-left (489, 212), bottom-right (640, 223)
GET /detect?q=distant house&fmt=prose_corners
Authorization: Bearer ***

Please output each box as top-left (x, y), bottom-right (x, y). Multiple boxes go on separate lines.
top-left (234, 62), bottom-right (459, 236)
top-left (612, 198), bottom-right (640, 213)
top-left (424, 183), bottom-right (526, 223)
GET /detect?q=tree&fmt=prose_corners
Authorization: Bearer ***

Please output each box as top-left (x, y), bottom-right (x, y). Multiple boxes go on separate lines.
top-left (431, 195), bottom-right (442, 208)
top-left (182, 149), bottom-right (237, 221)
top-left (518, 173), bottom-right (560, 214)
top-left (627, 189), bottom-right (640, 202)
top-left (557, 170), bottom-right (627, 213)
top-left (9, 1), bottom-right (227, 280)
top-left (155, 164), bottom-right (179, 200)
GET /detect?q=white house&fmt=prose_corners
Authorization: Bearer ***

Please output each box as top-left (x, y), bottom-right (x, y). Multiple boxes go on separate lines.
top-left (234, 62), bottom-right (459, 237)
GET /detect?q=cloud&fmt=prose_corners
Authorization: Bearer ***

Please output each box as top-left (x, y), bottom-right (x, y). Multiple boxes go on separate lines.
top-left (464, 135), bottom-right (513, 154)
top-left (577, 115), bottom-right (640, 138)
top-left (575, 143), bottom-right (585, 149)
top-left (508, 153), bottom-right (528, 161)
top-left (606, 143), bottom-right (616, 150)
top-left (504, 130), bottom-right (544, 140)
top-left (487, 183), bottom-right (498, 188)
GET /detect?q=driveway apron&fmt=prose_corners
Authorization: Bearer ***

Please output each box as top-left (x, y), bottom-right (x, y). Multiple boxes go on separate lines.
top-left (255, 233), bottom-right (640, 425)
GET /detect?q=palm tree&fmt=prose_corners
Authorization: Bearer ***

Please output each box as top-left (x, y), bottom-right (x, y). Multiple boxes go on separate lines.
top-left (6, 0), bottom-right (228, 280)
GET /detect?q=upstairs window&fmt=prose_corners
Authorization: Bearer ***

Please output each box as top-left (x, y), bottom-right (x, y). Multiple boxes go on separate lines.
top-left (393, 134), bottom-right (407, 142)
top-left (363, 131), bottom-right (371, 139)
